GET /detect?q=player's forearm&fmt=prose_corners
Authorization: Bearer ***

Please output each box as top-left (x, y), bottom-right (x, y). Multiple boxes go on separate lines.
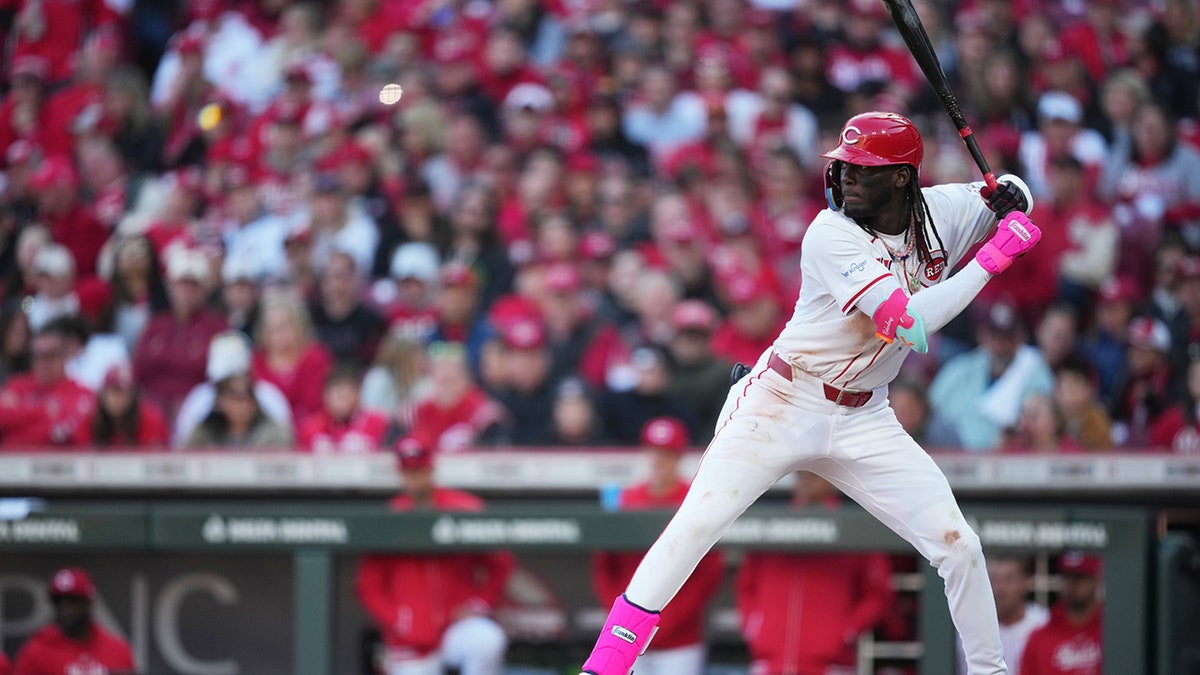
top-left (907, 261), bottom-right (992, 335)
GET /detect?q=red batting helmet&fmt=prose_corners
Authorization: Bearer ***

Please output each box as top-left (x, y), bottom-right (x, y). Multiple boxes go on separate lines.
top-left (821, 111), bottom-right (923, 172)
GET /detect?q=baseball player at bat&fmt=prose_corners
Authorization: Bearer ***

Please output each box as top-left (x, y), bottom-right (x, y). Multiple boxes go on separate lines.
top-left (579, 111), bottom-right (1038, 675)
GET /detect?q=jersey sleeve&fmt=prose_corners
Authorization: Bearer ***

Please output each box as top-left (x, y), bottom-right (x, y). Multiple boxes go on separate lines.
top-left (802, 221), bottom-right (896, 315)
top-left (921, 183), bottom-right (997, 265)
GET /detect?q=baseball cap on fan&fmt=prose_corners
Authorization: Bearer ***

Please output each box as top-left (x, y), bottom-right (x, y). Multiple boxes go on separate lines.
top-left (1037, 91), bottom-right (1082, 124)
top-left (640, 417), bottom-right (690, 453)
top-left (1097, 275), bottom-right (1139, 304)
top-left (580, 231), bottom-right (617, 260)
top-left (102, 362), bottom-right (136, 390)
top-left (166, 248), bottom-right (211, 284)
top-left (543, 262), bottom-right (582, 294)
top-left (6, 139), bottom-right (41, 168)
top-left (983, 301), bottom-right (1021, 336)
top-left (440, 262), bottom-right (478, 288)
top-left (846, 0), bottom-right (887, 18)
top-left (395, 435), bottom-right (434, 471)
top-left (390, 242), bottom-right (440, 284)
top-left (206, 330), bottom-right (253, 382)
top-left (724, 274), bottom-right (771, 304)
top-left (1127, 316), bottom-right (1170, 353)
top-left (33, 243), bottom-right (76, 278)
top-left (504, 83), bottom-right (554, 113)
top-left (30, 156), bottom-right (79, 192)
top-left (499, 317), bottom-right (547, 350)
top-left (49, 568), bottom-right (95, 600)
top-left (222, 254), bottom-right (261, 284)
top-left (671, 299), bottom-right (719, 333)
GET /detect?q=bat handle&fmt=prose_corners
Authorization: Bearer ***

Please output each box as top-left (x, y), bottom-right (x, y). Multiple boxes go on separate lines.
top-left (982, 171), bottom-right (999, 193)
top-left (958, 126), bottom-right (999, 194)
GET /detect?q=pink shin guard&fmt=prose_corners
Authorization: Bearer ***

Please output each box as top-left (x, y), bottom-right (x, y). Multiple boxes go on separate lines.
top-left (581, 595), bottom-right (661, 675)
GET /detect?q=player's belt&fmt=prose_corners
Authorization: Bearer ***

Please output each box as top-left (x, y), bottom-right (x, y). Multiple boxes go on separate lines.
top-left (767, 352), bottom-right (874, 409)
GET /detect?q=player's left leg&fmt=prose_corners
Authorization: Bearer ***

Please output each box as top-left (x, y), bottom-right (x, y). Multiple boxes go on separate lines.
top-left (817, 402), bottom-right (1007, 675)
top-left (440, 615), bottom-right (507, 675)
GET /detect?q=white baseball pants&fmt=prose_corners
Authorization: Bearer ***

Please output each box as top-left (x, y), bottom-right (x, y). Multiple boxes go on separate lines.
top-left (384, 616), bottom-right (507, 675)
top-left (623, 350), bottom-right (1008, 675)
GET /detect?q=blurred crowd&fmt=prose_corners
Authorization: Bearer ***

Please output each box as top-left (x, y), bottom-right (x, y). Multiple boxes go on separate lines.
top-left (1, 0), bottom-right (1200, 456)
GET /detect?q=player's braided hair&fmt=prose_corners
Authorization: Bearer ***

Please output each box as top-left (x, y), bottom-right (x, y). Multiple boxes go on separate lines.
top-left (904, 166), bottom-right (946, 265)
top-left (840, 163), bottom-right (947, 265)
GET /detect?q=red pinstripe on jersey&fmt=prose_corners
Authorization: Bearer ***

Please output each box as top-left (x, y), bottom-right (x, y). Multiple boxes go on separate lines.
top-left (841, 273), bottom-right (891, 314)
top-left (838, 341), bottom-right (888, 389)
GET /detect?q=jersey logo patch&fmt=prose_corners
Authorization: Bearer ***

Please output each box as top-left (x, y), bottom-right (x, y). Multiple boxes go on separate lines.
top-left (923, 251), bottom-right (947, 282)
top-left (842, 260), bottom-right (867, 277)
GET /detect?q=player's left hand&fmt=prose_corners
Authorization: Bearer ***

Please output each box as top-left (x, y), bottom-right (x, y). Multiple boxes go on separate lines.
top-left (981, 175), bottom-right (1030, 218)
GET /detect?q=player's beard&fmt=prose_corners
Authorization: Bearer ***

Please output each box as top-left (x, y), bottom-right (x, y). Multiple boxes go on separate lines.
top-left (842, 189), bottom-right (895, 223)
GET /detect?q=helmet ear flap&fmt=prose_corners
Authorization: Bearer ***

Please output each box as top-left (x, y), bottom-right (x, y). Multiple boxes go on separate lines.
top-left (825, 160), bottom-right (844, 210)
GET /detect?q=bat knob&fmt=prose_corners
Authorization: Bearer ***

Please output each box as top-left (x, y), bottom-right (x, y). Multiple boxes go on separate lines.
top-left (982, 172), bottom-right (999, 196)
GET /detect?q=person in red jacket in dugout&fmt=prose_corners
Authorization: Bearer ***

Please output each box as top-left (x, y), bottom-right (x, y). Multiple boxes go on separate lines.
top-left (591, 417), bottom-right (725, 675)
top-left (12, 568), bottom-right (135, 675)
top-left (736, 472), bottom-right (894, 675)
top-left (1020, 552), bottom-right (1103, 675)
top-left (355, 436), bottom-right (515, 675)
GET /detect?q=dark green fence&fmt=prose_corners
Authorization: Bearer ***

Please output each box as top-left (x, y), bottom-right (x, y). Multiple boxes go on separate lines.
top-left (0, 501), bottom-right (1159, 675)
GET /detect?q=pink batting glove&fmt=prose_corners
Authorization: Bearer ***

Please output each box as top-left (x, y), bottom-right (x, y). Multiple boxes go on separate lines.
top-left (976, 211), bottom-right (1042, 275)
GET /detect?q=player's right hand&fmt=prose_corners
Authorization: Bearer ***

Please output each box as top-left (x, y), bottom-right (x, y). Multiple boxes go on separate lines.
top-left (976, 211), bottom-right (1042, 275)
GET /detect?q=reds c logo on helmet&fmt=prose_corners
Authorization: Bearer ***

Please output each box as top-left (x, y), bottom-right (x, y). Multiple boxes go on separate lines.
top-left (821, 111), bottom-right (924, 172)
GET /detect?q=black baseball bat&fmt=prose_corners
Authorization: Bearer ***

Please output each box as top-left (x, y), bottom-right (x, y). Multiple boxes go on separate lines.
top-left (880, 0), bottom-right (999, 191)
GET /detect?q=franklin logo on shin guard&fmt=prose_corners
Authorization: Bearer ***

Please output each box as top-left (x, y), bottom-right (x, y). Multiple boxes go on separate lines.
top-left (611, 626), bottom-right (637, 644)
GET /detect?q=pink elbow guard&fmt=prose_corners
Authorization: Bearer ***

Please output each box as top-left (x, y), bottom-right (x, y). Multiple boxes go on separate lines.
top-left (581, 594), bottom-right (661, 675)
top-left (976, 211), bottom-right (1042, 275)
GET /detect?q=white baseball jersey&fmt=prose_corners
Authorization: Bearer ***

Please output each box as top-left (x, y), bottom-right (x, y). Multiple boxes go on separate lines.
top-left (774, 183), bottom-right (997, 391)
